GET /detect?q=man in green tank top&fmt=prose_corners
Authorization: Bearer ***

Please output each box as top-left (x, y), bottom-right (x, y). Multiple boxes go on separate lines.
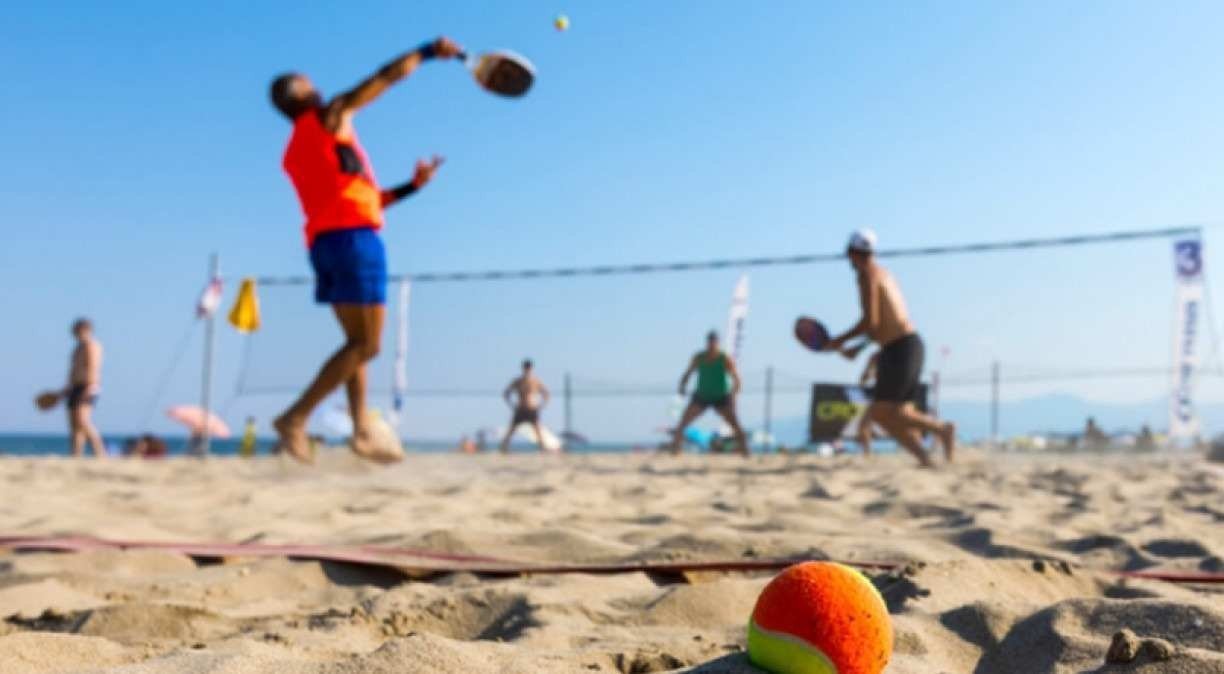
top-left (670, 331), bottom-right (749, 455)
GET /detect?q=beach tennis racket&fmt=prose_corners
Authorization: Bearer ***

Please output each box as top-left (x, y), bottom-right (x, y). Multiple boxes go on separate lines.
top-left (794, 316), bottom-right (831, 351)
top-left (34, 390), bottom-right (62, 411)
top-left (458, 50), bottom-right (535, 97)
top-left (794, 317), bottom-right (870, 357)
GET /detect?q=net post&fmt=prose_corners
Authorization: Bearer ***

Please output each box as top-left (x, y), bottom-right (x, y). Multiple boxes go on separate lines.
top-left (990, 360), bottom-right (1000, 449)
top-left (764, 367), bottom-right (774, 452)
top-left (200, 253), bottom-right (219, 456)
top-left (563, 372), bottom-right (573, 449)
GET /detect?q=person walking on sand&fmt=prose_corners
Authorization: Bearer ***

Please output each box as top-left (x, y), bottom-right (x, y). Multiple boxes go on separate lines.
top-left (824, 230), bottom-right (956, 467)
top-left (267, 36), bottom-right (463, 464)
top-left (65, 318), bottom-right (106, 458)
top-left (671, 331), bottom-right (749, 456)
top-left (499, 360), bottom-right (552, 453)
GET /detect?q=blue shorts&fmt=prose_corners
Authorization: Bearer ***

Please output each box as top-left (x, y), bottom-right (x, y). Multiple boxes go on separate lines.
top-left (309, 228), bottom-right (387, 305)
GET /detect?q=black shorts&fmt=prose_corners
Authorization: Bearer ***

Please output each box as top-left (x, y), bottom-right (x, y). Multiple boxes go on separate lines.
top-left (512, 407), bottom-right (540, 426)
top-left (67, 385), bottom-right (98, 409)
top-left (690, 394), bottom-right (732, 411)
top-left (874, 333), bottom-right (924, 403)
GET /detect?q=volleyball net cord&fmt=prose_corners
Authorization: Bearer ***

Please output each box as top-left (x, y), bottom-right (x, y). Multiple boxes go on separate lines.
top-left (231, 225), bottom-right (1205, 286)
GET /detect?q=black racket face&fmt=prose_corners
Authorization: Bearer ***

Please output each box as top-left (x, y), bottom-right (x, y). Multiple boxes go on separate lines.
top-left (475, 53), bottom-right (535, 97)
top-left (794, 317), bottom-right (829, 351)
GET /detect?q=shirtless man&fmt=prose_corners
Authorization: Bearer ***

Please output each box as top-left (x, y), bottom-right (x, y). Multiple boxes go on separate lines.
top-left (825, 230), bottom-right (955, 466)
top-left (267, 37), bottom-right (463, 463)
top-left (500, 360), bottom-right (552, 453)
top-left (65, 318), bottom-right (106, 458)
top-left (671, 331), bottom-right (749, 456)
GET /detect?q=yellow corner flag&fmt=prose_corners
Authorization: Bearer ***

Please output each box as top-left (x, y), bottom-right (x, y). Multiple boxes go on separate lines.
top-left (228, 278), bottom-right (261, 333)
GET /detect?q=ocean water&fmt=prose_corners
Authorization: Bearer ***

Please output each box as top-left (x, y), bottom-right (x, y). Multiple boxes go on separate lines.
top-left (0, 433), bottom-right (281, 457)
top-left (0, 433), bottom-right (659, 457)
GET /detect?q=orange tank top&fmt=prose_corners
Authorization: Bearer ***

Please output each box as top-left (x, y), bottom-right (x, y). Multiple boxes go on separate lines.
top-left (282, 110), bottom-right (383, 247)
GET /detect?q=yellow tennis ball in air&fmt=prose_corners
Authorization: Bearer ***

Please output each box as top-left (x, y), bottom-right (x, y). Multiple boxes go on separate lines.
top-left (748, 562), bottom-right (893, 674)
top-left (554, 14), bottom-right (570, 31)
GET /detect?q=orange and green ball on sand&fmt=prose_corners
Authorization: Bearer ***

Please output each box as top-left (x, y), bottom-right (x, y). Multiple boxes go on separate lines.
top-left (748, 562), bottom-right (893, 674)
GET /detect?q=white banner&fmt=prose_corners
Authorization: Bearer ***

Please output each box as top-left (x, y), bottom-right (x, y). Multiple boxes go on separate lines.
top-left (726, 275), bottom-right (749, 362)
top-left (1169, 239), bottom-right (1203, 441)
top-left (392, 279), bottom-right (411, 423)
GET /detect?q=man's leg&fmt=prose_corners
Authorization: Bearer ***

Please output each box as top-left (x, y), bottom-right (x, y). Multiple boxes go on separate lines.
top-left (78, 403), bottom-right (106, 458)
top-left (499, 419), bottom-right (519, 454)
top-left (346, 365), bottom-right (367, 436)
top-left (867, 402), bottom-right (934, 467)
top-left (856, 413), bottom-right (873, 456)
top-left (68, 406), bottom-right (83, 457)
top-left (713, 401), bottom-right (750, 456)
top-left (895, 402), bottom-right (956, 462)
top-left (276, 304), bottom-right (384, 463)
top-left (530, 420), bottom-right (548, 453)
top-left (670, 402), bottom-right (705, 455)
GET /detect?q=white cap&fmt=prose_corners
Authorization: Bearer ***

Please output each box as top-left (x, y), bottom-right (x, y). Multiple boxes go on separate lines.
top-left (847, 228), bottom-right (877, 253)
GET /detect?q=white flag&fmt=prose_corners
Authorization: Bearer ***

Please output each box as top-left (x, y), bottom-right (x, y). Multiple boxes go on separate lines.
top-left (196, 278), bottom-right (222, 318)
top-left (1169, 239), bottom-right (1203, 441)
top-left (392, 280), bottom-right (411, 421)
top-left (726, 275), bottom-right (750, 363)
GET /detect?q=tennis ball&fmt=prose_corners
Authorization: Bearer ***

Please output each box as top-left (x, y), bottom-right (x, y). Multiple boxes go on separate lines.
top-left (747, 562), bottom-right (892, 674)
top-left (554, 14), bottom-right (570, 31)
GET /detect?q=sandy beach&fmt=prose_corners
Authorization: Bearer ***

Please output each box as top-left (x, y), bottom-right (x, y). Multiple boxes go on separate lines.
top-left (0, 451), bottom-right (1221, 673)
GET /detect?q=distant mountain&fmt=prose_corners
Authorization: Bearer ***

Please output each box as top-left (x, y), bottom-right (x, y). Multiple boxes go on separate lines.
top-left (767, 393), bottom-right (1224, 444)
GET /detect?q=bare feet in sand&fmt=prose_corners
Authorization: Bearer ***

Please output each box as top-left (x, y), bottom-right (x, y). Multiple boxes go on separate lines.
top-left (939, 422), bottom-right (957, 463)
top-left (350, 430), bottom-right (403, 465)
top-left (273, 415), bottom-right (313, 465)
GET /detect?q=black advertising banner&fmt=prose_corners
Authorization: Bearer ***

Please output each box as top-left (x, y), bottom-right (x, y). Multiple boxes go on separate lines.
top-left (808, 383), bottom-right (929, 443)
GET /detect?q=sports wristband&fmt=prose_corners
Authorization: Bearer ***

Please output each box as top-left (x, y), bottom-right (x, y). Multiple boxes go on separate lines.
top-left (417, 41), bottom-right (439, 61)
top-left (389, 182), bottom-right (419, 201)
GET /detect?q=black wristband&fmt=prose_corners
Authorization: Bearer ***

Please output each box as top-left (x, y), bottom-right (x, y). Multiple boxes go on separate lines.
top-left (417, 41), bottom-right (439, 61)
top-left (389, 182), bottom-right (419, 201)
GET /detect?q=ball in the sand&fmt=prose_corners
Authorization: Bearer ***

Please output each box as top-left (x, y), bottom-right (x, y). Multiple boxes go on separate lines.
top-left (554, 14), bottom-right (570, 31)
top-left (747, 562), bottom-right (892, 674)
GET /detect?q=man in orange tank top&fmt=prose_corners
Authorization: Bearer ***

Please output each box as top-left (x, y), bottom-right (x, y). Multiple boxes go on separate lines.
top-left (267, 36), bottom-right (463, 464)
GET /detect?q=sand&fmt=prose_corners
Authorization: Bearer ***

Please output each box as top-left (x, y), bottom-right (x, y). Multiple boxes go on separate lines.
top-left (0, 450), bottom-right (1221, 673)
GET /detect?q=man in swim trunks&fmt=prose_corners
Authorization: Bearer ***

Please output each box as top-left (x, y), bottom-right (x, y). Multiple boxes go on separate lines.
top-left (824, 230), bottom-right (956, 466)
top-left (65, 318), bottom-right (105, 458)
top-left (499, 359), bottom-right (552, 453)
top-left (268, 36), bottom-right (463, 463)
top-left (671, 331), bottom-right (749, 456)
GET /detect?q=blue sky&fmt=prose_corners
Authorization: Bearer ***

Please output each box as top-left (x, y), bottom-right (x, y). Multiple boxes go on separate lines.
top-left (3, 1), bottom-right (1223, 442)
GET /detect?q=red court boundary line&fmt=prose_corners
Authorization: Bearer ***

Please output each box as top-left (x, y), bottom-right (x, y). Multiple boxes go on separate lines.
top-left (1, 536), bottom-right (1221, 584)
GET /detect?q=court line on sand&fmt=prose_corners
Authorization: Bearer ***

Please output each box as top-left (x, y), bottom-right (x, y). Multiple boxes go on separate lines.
top-left (0, 535), bottom-right (1220, 585)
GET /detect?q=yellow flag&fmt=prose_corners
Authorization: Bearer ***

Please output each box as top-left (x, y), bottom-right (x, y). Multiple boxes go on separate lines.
top-left (228, 278), bottom-right (261, 333)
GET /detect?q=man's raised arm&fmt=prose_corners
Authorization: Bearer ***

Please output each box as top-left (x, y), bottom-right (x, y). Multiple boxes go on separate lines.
top-left (322, 37), bottom-right (462, 131)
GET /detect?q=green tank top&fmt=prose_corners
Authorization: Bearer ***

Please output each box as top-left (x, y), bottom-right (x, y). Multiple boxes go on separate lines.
top-left (695, 351), bottom-right (730, 401)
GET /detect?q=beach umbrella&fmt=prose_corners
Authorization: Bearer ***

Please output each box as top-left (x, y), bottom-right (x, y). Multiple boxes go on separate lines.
top-left (165, 405), bottom-right (231, 438)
